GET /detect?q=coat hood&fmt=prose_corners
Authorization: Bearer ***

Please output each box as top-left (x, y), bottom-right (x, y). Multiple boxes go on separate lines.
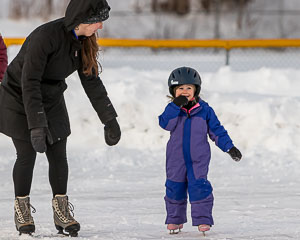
top-left (64, 0), bottom-right (110, 31)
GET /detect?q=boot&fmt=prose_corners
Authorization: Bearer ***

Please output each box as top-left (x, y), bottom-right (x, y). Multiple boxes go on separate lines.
top-left (52, 194), bottom-right (80, 237)
top-left (14, 196), bottom-right (36, 235)
top-left (167, 224), bottom-right (183, 234)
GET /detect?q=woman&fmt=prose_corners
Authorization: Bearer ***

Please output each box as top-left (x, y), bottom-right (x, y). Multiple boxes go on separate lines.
top-left (0, 33), bottom-right (8, 82)
top-left (0, 0), bottom-right (120, 237)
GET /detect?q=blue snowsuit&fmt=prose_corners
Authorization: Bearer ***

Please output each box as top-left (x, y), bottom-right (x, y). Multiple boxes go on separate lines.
top-left (159, 99), bottom-right (234, 226)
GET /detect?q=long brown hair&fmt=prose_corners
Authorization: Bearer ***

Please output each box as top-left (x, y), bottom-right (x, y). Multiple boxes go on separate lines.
top-left (81, 33), bottom-right (101, 76)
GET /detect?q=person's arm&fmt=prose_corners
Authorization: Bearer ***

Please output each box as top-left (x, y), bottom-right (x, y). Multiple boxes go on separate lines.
top-left (22, 32), bottom-right (54, 130)
top-left (78, 69), bottom-right (120, 146)
top-left (158, 102), bottom-right (181, 131)
top-left (0, 34), bottom-right (8, 82)
top-left (78, 69), bottom-right (117, 124)
top-left (207, 107), bottom-right (242, 161)
top-left (206, 106), bottom-right (234, 152)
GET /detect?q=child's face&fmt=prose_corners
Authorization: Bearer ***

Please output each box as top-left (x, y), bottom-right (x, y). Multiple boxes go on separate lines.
top-left (175, 84), bottom-right (196, 101)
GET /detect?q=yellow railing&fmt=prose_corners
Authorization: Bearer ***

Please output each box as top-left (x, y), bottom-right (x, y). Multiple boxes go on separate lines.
top-left (3, 38), bottom-right (25, 47)
top-left (97, 38), bottom-right (300, 50)
top-left (4, 38), bottom-right (300, 50)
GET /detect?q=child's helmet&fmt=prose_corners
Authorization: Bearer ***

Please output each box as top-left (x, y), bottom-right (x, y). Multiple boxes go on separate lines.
top-left (168, 67), bottom-right (201, 97)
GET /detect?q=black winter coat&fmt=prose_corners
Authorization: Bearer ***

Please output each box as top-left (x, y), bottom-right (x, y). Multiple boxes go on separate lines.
top-left (0, 0), bottom-right (117, 142)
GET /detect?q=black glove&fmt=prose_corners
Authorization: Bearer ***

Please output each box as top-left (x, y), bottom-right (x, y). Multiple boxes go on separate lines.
top-left (30, 127), bottom-right (53, 153)
top-left (104, 118), bottom-right (121, 146)
top-left (228, 146), bottom-right (242, 162)
top-left (173, 96), bottom-right (189, 107)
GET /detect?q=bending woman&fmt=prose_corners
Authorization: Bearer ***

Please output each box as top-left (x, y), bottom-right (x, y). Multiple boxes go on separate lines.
top-left (0, 0), bottom-right (120, 237)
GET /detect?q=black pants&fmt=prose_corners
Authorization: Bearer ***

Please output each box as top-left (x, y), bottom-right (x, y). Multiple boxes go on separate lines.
top-left (12, 138), bottom-right (68, 197)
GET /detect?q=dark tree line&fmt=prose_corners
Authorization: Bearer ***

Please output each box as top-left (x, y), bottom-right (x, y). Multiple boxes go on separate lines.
top-left (9, 0), bottom-right (69, 19)
top-left (151, 0), bottom-right (252, 17)
top-left (151, 0), bottom-right (191, 15)
top-left (150, 0), bottom-right (252, 36)
top-left (7, 0), bottom-right (290, 39)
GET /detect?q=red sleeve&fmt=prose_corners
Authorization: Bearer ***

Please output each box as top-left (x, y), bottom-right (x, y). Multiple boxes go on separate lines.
top-left (0, 35), bottom-right (8, 82)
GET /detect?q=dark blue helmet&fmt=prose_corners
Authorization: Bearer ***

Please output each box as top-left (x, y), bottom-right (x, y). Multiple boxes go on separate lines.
top-left (168, 67), bottom-right (201, 97)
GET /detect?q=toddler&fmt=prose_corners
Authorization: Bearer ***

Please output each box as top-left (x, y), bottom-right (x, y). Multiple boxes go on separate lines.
top-left (159, 67), bottom-right (242, 234)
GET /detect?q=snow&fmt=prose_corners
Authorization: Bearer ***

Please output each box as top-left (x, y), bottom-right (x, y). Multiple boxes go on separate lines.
top-left (1, 19), bottom-right (300, 240)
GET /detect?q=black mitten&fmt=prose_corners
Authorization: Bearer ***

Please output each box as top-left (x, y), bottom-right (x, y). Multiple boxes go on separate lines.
top-left (228, 146), bottom-right (242, 162)
top-left (173, 96), bottom-right (189, 107)
top-left (30, 127), bottom-right (53, 153)
top-left (104, 118), bottom-right (121, 146)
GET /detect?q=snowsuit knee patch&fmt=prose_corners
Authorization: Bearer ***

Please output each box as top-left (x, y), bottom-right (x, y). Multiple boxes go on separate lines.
top-left (188, 178), bottom-right (212, 202)
top-left (165, 179), bottom-right (187, 201)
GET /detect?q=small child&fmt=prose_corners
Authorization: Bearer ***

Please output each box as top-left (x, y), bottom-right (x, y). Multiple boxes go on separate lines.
top-left (159, 67), bottom-right (242, 235)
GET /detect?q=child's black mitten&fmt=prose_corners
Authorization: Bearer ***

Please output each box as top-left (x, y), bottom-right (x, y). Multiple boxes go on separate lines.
top-left (104, 118), bottom-right (121, 146)
top-left (173, 96), bottom-right (189, 107)
top-left (228, 146), bottom-right (242, 162)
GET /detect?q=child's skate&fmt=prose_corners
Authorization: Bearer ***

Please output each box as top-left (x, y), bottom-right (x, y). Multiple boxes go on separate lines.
top-left (198, 224), bottom-right (210, 236)
top-left (14, 196), bottom-right (36, 235)
top-left (167, 224), bottom-right (183, 234)
top-left (52, 195), bottom-right (80, 237)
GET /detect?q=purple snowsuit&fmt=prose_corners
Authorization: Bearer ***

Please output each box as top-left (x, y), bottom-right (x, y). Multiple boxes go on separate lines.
top-left (159, 99), bottom-right (234, 226)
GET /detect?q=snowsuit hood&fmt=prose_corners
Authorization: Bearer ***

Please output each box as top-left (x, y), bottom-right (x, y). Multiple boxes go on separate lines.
top-left (64, 0), bottom-right (111, 31)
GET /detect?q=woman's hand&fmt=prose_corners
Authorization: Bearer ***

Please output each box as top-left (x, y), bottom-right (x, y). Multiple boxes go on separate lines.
top-left (104, 118), bottom-right (121, 146)
top-left (30, 127), bottom-right (53, 153)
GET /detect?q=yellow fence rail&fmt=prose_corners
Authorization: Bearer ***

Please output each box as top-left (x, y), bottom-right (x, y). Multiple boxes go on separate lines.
top-left (3, 38), bottom-right (300, 50)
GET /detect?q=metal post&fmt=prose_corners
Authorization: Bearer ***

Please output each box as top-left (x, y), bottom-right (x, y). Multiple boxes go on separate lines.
top-left (225, 49), bottom-right (230, 66)
top-left (278, 1), bottom-right (285, 38)
top-left (214, 0), bottom-right (221, 39)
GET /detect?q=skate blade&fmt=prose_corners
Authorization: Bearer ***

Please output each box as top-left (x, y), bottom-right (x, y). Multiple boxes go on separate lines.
top-left (200, 231), bottom-right (208, 237)
top-left (56, 224), bottom-right (79, 237)
top-left (17, 224), bottom-right (35, 236)
top-left (57, 229), bottom-right (78, 237)
top-left (57, 231), bottom-right (78, 237)
top-left (57, 229), bottom-right (69, 236)
top-left (69, 232), bottom-right (78, 237)
top-left (19, 232), bottom-right (33, 236)
top-left (169, 229), bottom-right (181, 234)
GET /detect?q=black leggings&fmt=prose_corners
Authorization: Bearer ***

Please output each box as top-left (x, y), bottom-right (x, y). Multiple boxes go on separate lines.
top-left (12, 138), bottom-right (68, 197)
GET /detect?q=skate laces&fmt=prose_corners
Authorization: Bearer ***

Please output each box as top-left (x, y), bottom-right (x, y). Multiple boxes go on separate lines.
top-left (23, 203), bottom-right (36, 222)
top-left (60, 197), bottom-right (75, 219)
top-left (67, 201), bottom-right (75, 218)
top-left (17, 199), bottom-right (36, 223)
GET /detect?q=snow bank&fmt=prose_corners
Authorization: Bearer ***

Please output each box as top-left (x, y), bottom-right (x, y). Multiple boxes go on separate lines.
top-left (65, 66), bottom-right (300, 156)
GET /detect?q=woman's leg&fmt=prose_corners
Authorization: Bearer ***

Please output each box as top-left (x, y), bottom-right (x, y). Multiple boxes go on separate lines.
top-left (45, 138), bottom-right (68, 197)
top-left (46, 138), bottom-right (80, 236)
top-left (12, 138), bottom-right (36, 234)
top-left (12, 138), bottom-right (37, 197)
